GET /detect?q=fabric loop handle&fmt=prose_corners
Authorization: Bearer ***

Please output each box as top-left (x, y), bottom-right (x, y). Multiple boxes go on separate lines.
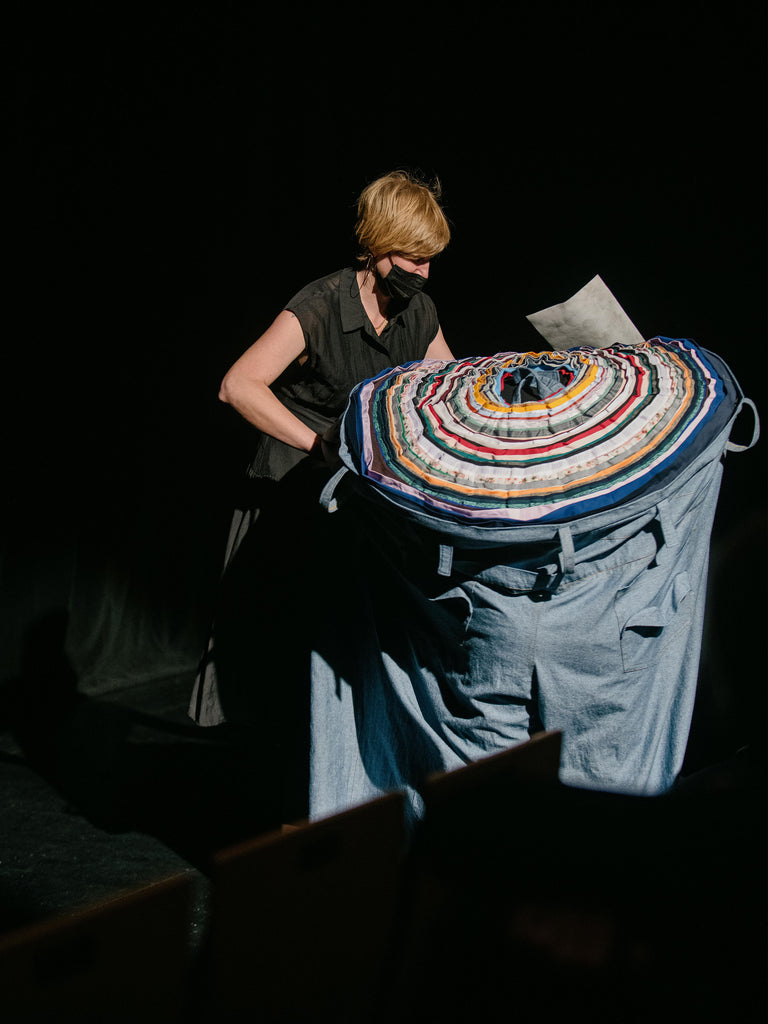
top-left (726, 397), bottom-right (760, 453)
top-left (319, 465), bottom-right (350, 513)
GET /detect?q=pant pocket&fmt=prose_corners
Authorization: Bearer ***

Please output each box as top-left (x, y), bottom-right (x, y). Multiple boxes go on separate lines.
top-left (615, 570), bottom-right (693, 673)
top-left (426, 585), bottom-right (474, 641)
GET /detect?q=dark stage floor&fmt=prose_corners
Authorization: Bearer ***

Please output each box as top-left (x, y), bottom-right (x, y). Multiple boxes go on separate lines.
top-left (0, 672), bottom-right (287, 942)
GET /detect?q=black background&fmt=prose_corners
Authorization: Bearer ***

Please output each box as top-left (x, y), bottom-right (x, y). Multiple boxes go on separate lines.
top-left (4, 3), bottom-right (766, 768)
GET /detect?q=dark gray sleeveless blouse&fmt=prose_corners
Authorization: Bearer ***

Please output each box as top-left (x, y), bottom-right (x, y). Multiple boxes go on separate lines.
top-left (247, 266), bottom-right (439, 481)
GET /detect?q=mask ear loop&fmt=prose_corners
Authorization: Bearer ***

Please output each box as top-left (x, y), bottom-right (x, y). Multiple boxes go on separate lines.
top-left (361, 252), bottom-right (376, 288)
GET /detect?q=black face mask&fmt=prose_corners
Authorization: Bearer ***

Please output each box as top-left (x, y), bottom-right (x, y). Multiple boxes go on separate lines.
top-left (377, 262), bottom-right (427, 302)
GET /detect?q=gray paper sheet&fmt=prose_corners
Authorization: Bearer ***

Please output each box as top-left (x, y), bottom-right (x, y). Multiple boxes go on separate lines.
top-left (525, 275), bottom-right (645, 350)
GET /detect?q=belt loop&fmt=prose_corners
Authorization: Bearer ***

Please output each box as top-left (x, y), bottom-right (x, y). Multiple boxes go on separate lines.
top-left (654, 503), bottom-right (678, 564)
top-left (656, 503), bottom-right (677, 547)
top-left (438, 544), bottom-right (454, 577)
top-left (557, 525), bottom-right (575, 575)
top-left (319, 466), bottom-right (349, 513)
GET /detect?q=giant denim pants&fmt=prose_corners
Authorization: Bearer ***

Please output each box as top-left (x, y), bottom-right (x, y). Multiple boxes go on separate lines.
top-left (309, 402), bottom-right (758, 822)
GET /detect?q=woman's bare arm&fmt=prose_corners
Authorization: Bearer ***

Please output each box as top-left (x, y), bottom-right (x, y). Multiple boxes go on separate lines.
top-left (218, 310), bottom-right (320, 452)
top-left (424, 326), bottom-right (454, 361)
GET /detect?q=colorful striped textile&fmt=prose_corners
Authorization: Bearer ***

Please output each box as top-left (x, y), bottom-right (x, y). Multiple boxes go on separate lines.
top-left (341, 338), bottom-right (729, 525)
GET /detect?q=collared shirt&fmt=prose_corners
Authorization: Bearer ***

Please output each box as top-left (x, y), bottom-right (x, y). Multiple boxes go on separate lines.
top-left (248, 267), bottom-right (440, 481)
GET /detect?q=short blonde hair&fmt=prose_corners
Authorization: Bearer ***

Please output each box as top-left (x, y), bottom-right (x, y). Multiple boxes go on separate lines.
top-left (355, 170), bottom-right (451, 262)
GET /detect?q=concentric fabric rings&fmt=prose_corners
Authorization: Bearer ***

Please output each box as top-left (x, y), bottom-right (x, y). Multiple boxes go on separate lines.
top-left (340, 338), bottom-right (729, 525)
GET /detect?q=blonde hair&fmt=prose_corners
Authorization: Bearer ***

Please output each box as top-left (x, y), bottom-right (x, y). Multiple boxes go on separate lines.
top-left (355, 170), bottom-right (450, 263)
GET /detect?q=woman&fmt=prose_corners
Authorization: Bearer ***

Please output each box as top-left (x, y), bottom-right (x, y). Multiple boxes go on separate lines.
top-left (188, 171), bottom-right (452, 816)
top-left (216, 172), bottom-right (452, 474)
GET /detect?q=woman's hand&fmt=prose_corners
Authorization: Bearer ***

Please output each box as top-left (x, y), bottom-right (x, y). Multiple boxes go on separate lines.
top-left (317, 418), bottom-right (343, 469)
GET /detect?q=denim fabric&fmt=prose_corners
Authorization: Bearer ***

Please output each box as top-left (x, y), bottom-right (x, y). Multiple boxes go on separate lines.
top-left (309, 389), bottom-right (758, 822)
